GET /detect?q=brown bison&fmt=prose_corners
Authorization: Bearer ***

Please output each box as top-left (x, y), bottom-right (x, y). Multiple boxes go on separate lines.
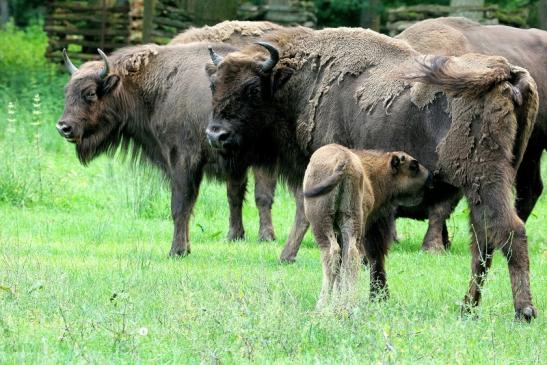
top-left (205, 27), bottom-right (538, 320)
top-left (304, 145), bottom-right (431, 308)
top-left (57, 41), bottom-right (278, 257)
top-left (56, 21), bottom-right (286, 256)
top-left (395, 17), bottom-right (547, 251)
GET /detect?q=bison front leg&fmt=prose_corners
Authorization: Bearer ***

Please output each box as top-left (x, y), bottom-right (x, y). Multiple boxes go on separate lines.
top-left (422, 194), bottom-right (460, 251)
top-left (279, 185), bottom-right (309, 263)
top-left (226, 173), bottom-right (247, 241)
top-left (253, 166), bottom-right (277, 241)
top-left (363, 216), bottom-right (393, 301)
top-left (169, 164), bottom-right (204, 257)
top-left (465, 188), bottom-right (537, 321)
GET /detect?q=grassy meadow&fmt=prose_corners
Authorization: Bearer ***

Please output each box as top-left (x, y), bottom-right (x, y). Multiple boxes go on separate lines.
top-left (0, 24), bottom-right (545, 364)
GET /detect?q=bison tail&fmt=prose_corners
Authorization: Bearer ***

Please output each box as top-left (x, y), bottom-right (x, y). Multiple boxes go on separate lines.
top-left (404, 54), bottom-right (513, 98)
top-left (304, 161), bottom-right (346, 198)
top-left (508, 65), bottom-right (539, 169)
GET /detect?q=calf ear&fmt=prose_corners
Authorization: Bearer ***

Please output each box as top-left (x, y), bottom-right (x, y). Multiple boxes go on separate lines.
top-left (391, 155), bottom-right (401, 173)
top-left (272, 66), bottom-right (294, 93)
top-left (205, 63), bottom-right (217, 80)
top-left (101, 74), bottom-right (120, 95)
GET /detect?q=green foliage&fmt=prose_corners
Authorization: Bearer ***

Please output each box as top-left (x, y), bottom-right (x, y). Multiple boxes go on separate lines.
top-left (6, 0), bottom-right (45, 27)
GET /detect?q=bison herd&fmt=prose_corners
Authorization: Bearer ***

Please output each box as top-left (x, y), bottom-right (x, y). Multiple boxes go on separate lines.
top-left (56, 19), bottom-right (546, 321)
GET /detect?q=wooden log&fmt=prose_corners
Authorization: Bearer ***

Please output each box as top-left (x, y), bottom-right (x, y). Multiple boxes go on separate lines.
top-left (45, 25), bottom-right (129, 37)
top-left (49, 2), bottom-right (128, 12)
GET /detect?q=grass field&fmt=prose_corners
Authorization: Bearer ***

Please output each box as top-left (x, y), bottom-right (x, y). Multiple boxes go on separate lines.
top-left (0, 24), bottom-right (545, 364)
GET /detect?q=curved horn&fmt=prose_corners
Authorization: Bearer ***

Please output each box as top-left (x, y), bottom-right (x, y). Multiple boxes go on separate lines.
top-left (97, 48), bottom-right (110, 79)
top-left (62, 48), bottom-right (78, 74)
top-left (255, 42), bottom-right (279, 73)
top-left (208, 46), bottom-right (223, 66)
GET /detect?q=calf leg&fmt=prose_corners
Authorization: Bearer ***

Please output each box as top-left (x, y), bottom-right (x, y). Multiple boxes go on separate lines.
top-left (169, 163), bottom-right (204, 257)
top-left (337, 217), bottom-right (362, 304)
top-left (279, 185), bottom-right (310, 263)
top-left (515, 129), bottom-right (545, 221)
top-left (252, 166), bottom-right (277, 241)
top-left (315, 231), bottom-right (340, 309)
top-left (226, 173), bottom-right (247, 241)
top-left (462, 228), bottom-right (493, 315)
top-left (364, 215), bottom-right (393, 300)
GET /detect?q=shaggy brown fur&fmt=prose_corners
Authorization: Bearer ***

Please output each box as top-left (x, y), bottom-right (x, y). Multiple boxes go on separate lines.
top-left (170, 20), bottom-right (284, 46)
top-left (304, 145), bottom-right (430, 308)
top-left (204, 26), bottom-right (539, 320)
top-left (395, 18), bottom-right (547, 252)
top-left (57, 42), bottom-right (278, 258)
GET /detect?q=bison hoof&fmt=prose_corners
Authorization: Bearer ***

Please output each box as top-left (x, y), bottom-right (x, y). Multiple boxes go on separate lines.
top-left (516, 305), bottom-right (537, 322)
top-left (169, 248), bottom-right (190, 257)
top-left (279, 254), bottom-right (296, 264)
top-left (421, 239), bottom-right (446, 252)
top-left (258, 228), bottom-right (276, 242)
top-left (227, 229), bottom-right (245, 241)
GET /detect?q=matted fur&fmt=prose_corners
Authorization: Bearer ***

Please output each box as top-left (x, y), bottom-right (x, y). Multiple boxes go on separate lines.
top-left (170, 20), bottom-right (284, 46)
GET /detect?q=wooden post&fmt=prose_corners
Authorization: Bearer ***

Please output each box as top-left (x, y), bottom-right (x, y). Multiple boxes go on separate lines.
top-left (142, 0), bottom-right (155, 43)
top-left (0, 0), bottom-right (9, 27)
top-left (450, 0), bottom-right (484, 22)
top-left (539, 0), bottom-right (547, 30)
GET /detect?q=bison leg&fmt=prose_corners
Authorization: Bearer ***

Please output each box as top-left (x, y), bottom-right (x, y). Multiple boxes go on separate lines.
top-left (465, 192), bottom-right (536, 321)
top-left (422, 195), bottom-right (459, 251)
top-left (252, 166), bottom-right (277, 241)
top-left (279, 185), bottom-right (309, 263)
top-left (226, 173), bottom-right (247, 241)
top-left (313, 224), bottom-right (339, 309)
top-left (169, 164), bottom-right (203, 257)
top-left (515, 129), bottom-right (545, 221)
top-left (364, 215), bottom-right (393, 300)
top-left (462, 231), bottom-right (493, 316)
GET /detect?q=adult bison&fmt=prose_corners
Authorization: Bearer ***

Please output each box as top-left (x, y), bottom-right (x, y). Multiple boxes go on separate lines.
top-left (56, 21), bottom-right (285, 256)
top-left (395, 17), bottom-right (547, 251)
top-left (56, 41), bottom-right (276, 256)
top-left (205, 27), bottom-right (538, 319)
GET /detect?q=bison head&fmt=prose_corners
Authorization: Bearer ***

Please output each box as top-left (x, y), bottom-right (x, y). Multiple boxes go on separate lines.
top-left (205, 42), bottom-right (294, 154)
top-left (57, 49), bottom-right (122, 164)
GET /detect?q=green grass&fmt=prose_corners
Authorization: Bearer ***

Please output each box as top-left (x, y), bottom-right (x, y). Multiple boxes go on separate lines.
top-left (0, 24), bottom-right (545, 364)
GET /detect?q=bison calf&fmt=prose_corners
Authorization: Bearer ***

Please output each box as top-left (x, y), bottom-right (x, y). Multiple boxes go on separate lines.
top-left (304, 144), bottom-right (431, 308)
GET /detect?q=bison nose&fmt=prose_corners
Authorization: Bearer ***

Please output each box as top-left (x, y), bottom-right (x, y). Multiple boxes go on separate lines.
top-left (56, 121), bottom-right (74, 138)
top-left (206, 126), bottom-right (230, 149)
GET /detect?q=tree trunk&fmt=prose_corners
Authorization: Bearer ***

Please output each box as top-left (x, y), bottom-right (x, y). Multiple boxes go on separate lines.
top-left (450, 0), bottom-right (484, 22)
top-left (360, 0), bottom-right (381, 31)
top-left (539, 0), bottom-right (547, 30)
top-left (0, 0), bottom-right (9, 27)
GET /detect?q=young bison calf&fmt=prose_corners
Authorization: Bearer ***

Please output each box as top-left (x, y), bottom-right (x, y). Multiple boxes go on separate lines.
top-left (303, 144), bottom-right (431, 308)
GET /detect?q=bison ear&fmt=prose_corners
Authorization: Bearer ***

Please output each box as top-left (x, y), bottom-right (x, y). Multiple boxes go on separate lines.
top-left (390, 155), bottom-right (401, 173)
top-left (101, 74), bottom-right (120, 95)
top-left (272, 66), bottom-right (294, 93)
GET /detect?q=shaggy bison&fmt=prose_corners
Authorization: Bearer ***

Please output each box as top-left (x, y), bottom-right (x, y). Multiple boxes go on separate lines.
top-left (205, 27), bottom-right (538, 319)
top-left (395, 17), bottom-right (547, 251)
top-left (56, 21), bottom-right (286, 256)
top-left (57, 41), bottom-right (278, 257)
top-left (304, 145), bottom-right (431, 308)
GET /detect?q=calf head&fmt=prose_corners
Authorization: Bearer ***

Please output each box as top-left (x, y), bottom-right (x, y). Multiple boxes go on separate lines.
top-left (57, 49), bottom-right (122, 164)
top-left (388, 152), bottom-right (432, 207)
top-left (205, 42), bottom-right (294, 154)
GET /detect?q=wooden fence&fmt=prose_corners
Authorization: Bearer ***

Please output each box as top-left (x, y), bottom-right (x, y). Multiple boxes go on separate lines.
top-left (45, 0), bottom-right (131, 63)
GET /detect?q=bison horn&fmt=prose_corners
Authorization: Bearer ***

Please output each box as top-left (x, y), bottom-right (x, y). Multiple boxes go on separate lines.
top-left (97, 49), bottom-right (110, 79)
top-left (208, 46), bottom-right (223, 66)
top-left (62, 48), bottom-right (78, 75)
top-left (255, 42), bottom-right (279, 73)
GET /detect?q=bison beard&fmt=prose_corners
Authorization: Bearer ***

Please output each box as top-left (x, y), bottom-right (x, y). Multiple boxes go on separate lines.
top-left (395, 17), bottom-right (547, 251)
top-left (205, 27), bottom-right (538, 320)
top-left (57, 42), bottom-right (279, 258)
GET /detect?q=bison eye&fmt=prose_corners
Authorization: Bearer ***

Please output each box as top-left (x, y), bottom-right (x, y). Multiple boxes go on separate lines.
top-left (84, 91), bottom-right (97, 102)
